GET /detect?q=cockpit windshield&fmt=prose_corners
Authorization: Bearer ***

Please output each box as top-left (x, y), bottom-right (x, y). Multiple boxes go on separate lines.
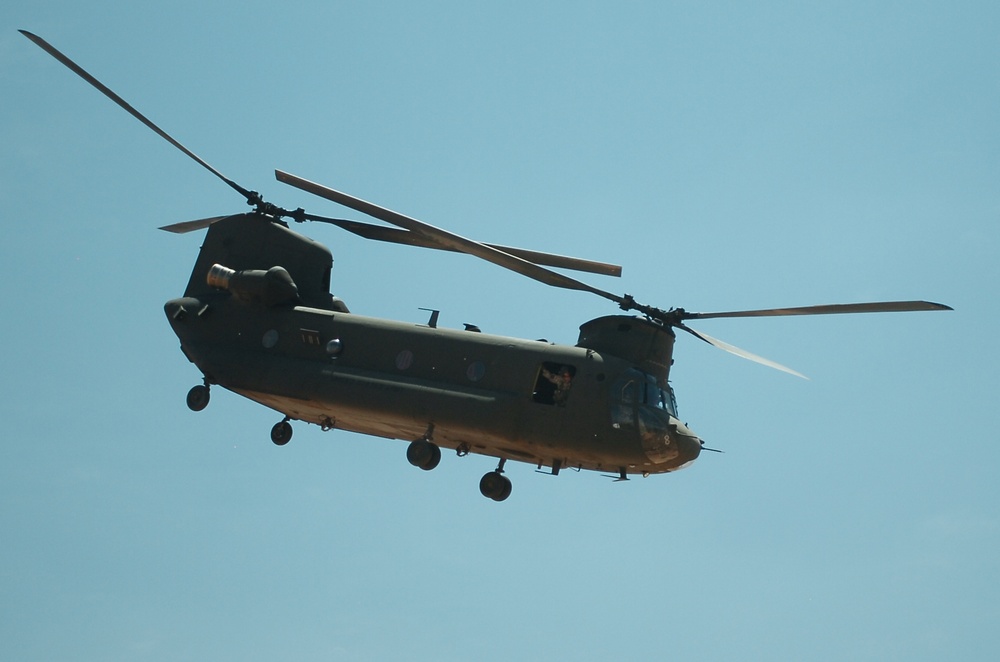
top-left (641, 372), bottom-right (678, 417)
top-left (612, 369), bottom-right (677, 418)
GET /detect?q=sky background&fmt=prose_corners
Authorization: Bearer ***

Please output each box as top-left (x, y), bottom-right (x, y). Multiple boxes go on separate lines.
top-left (2, 2), bottom-right (997, 660)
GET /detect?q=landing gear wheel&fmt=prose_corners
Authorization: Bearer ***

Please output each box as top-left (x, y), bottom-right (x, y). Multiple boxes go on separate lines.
top-left (186, 384), bottom-right (210, 411)
top-left (270, 420), bottom-right (293, 446)
top-left (497, 475), bottom-right (512, 501)
top-left (479, 471), bottom-right (513, 501)
top-left (406, 439), bottom-right (441, 471)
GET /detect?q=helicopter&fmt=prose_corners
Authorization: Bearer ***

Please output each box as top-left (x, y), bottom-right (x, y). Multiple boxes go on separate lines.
top-left (22, 31), bottom-right (951, 502)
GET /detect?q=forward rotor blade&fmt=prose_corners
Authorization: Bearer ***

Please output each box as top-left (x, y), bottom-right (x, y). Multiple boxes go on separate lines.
top-left (306, 215), bottom-right (622, 277)
top-left (20, 30), bottom-right (255, 203)
top-left (678, 323), bottom-right (807, 379)
top-left (495, 245), bottom-right (621, 278)
top-left (159, 215), bottom-right (233, 234)
top-left (682, 300), bottom-right (952, 321)
top-left (276, 169), bottom-right (627, 303)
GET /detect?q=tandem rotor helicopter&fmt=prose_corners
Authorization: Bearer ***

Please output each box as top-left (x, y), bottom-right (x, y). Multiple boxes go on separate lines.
top-left (23, 31), bottom-right (951, 501)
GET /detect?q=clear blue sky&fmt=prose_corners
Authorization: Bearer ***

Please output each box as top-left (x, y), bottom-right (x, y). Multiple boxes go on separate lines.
top-left (2, 2), bottom-right (996, 660)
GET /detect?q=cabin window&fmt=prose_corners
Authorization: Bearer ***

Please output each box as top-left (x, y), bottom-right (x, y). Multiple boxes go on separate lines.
top-left (396, 350), bottom-right (414, 370)
top-left (466, 361), bottom-right (486, 382)
top-left (533, 362), bottom-right (576, 406)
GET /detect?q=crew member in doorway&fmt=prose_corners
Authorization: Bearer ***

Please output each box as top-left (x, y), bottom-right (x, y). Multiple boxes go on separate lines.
top-left (542, 366), bottom-right (573, 406)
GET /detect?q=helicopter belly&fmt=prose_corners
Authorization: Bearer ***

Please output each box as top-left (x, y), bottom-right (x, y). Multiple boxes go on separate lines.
top-left (230, 383), bottom-right (565, 464)
top-left (229, 387), bottom-right (424, 441)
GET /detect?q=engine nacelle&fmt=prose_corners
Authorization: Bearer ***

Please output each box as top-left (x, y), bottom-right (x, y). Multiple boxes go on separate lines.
top-left (207, 263), bottom-right (299, 307)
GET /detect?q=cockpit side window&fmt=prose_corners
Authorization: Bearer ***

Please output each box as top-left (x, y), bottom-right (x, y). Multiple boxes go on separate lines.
top-left (610, 375), bottom-right (638, 429)
top-left (620, 379), bottom-right (636, 404)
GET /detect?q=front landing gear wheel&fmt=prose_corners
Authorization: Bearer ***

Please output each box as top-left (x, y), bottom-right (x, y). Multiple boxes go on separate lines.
top-left (186, 384), bottom-right (210, 411)
top-left (406, 440), bottom-right (441, 471)
top-left (270, 420), bottom-right (293, 446)
top-left (479, 471), bottom-right (513, 501)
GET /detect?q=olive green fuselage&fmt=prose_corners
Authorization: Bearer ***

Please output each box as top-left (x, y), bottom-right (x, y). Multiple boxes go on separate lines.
top-left (164, 214), bottom-right (701, 475)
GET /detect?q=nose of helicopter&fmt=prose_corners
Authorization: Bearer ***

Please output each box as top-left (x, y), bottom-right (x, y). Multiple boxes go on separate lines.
top-left (668, 417), bottom-right (703, 469)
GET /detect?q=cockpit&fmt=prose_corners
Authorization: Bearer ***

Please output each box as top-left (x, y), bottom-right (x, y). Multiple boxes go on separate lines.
top-left (611, 368), bottom-right (682, 464)
top-left (612, 369), bottom-right (676, 417)
top-left (645, 371), bottom-right (678, 417)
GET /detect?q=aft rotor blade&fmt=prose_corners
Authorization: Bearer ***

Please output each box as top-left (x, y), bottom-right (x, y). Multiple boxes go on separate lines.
top-left (678, 323), bottom-right (807, 379)
top-left (159, 215), bottom-right (233, 234)
top-left (20, 30), bottom-right (255, 204)
top-left (276, 169), bottom-right (627, 303)
top-left (307, 216), bottom-right (622, 277)
top-left (682, 300), bottom-right (952, 321)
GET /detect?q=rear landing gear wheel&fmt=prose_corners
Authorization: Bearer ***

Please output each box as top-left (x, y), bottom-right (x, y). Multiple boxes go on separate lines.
top-left (186, 384), bottom-right (210, 411)
top-left (479, 471), bottom-right (512, 501)
top-left (406, 439), bottom-right (441, 471)
top-left (271, 420), bottom-right (293, 446)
